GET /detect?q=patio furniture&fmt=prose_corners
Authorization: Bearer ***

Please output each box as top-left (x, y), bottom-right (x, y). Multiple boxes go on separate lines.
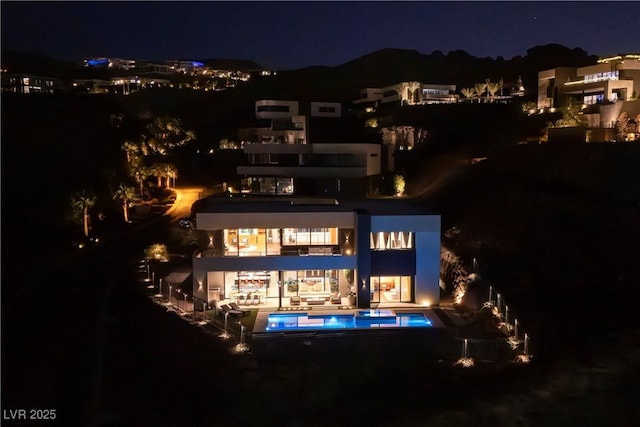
top-left (290, 296), bottom-right (301, 306)
top-left (220, 304), bottom-right (243, 318)
top-left (252, 294), bottom-right (261, 305)
top-left (229, 302), bottom-right (251, 316)
top-left (237, 294), bottom-right (247, 305)
top-left (330, 293), bottom-right (342, 304)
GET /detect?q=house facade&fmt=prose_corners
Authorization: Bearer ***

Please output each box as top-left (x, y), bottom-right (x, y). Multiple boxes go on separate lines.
top-left (354, 81), bottom-right (458, 108)
top-left (191, 197), bottom-right (441, 309)
top-left (538, 54), bottom-right (640, 109)
top-left (1, 73), bottom-right (63, 94)
top-left (238, 100), bottom-right (384, 197)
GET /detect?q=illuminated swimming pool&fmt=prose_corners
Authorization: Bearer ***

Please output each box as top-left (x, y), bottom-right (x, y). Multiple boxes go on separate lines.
top-left (265, 310), bottom-right (432, 332)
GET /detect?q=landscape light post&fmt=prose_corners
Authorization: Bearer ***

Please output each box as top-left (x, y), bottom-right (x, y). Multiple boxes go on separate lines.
top-left (169, 285), bottom-right (173, 306)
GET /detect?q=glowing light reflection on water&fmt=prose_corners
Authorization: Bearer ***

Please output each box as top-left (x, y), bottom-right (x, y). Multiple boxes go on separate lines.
top-left (266, 311), bottom-right (432, 332)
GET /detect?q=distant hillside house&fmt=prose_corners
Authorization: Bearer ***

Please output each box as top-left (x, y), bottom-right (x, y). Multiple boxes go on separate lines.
top-left (83, 57), bottom-right (136, 70)
top-left (236, 100), bottom-right (386, 197)
top-left (80, 56), bottom-right (270, 90)
top-left (538, 54), bottom-right (640, 142)
top-left (71, 76), bottom-right (170, 95)
top-left (354, 81), bottom-right (457, 110)
top-left (1, 73), bottom-right (63, 94)
top-left (538, 54), bottom-right (640, 110)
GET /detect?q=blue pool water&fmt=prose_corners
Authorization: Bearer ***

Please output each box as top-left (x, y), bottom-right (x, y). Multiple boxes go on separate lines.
top-left (265, 310), bottom-right (432, 332)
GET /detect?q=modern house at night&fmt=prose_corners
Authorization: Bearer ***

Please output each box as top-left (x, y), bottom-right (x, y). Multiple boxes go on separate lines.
top-left (237, 100), bottom-right (387, 197)
top-left (537, 54), bottom-right (640, 109)
top-left (353, 81), bottom-right (458, 109)
top-left (538, 54), bottom-right (640, 142)
top-left (1, 73), bottom-right (63, 94)
top-left (191, 196), bottom-right (441, 309)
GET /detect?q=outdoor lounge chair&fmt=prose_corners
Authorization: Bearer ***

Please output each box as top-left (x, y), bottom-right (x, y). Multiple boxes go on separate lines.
top-left (330, 293), bottom-right (342, 304)
top-left (229, 302), bottom-right (251, 316)
top-left (290, 296), bottom-right (301, 306)
top-left (220, 304), bottom-right (243, 318)
top-left (237, 295), bottom-right (247, 305)
top-left (252, 294), bottom-right (261, 305)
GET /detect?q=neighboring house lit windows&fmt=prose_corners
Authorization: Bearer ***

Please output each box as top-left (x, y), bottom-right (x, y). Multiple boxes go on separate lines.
top-left (584, 94), bottom-right (604, 105)
top-left (584, 71), bottom-right (619, 83)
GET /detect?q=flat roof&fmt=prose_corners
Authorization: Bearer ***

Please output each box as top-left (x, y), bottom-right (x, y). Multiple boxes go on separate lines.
top-left (192, 194), bottom-right (437, 216)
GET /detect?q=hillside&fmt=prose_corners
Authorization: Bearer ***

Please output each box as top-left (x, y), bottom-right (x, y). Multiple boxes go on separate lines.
top-left (241, 43), bottom-right (597, 101)
top-left (3, 43), bottom-right (598, 102)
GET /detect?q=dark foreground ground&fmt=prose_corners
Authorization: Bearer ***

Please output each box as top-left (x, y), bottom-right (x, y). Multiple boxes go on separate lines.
top-left (3, 148), bottom-right (640, 426)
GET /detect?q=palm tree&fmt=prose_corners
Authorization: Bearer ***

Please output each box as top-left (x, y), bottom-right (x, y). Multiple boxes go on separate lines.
top-left (113, 184), bottom-right (138, 223)
top-left (71, 189), bottom-right (96, 237)
top-left (121, 141), bottom-right (140, 167)
top-left (486, 80), bottom-right (502, 101)
top-left (474, 82), bottom-right (487, 102)
top-left (150, 163), bottom-right (178, 187)
top-left (151, 163), bottom-right (166, 188)
top-left (129, 163), bottom-right (152, 196)
top-left (146, 116), bottom-right (196, 150)
top-left (460, 88), bottom-right (475, 102)
top-left (164, 164), bottom-right (177, 187)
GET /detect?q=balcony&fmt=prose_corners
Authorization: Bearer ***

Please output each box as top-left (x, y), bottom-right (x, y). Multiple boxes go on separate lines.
top-left (195, 245), bottom-right (347, 258)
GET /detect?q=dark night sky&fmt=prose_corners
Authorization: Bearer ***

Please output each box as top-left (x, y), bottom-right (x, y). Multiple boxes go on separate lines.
top-left (2, 1), bottom-right (639, 70)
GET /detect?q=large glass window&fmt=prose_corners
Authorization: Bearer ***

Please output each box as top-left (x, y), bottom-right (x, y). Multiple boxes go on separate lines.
top-left (283, 269), bottom-right (342, 297)
top-left (276, 178), bottom-right (294, 194)
top-left (224, 229), bottom-right (239, 256)
top-left (282, 228), bottom-right (338, 246)
top-left (584, 71), bottom-right (619, 83)
top-left (370, 232), bottom-right (414, 250)
top-left (224, 228), bottom-right (276, 256)
top-left (241, 177), bottom-right (294, 195)
top-left (583, 94), bottom-right (604, 105)
top-left (266, 229), bottom-right (280, 255)
top-left (224, 270), bottom-right (278, 301)
top-left (370, 276), bottom-right (412, 303)
top-left (223, 227), bottom-right (340, 256)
